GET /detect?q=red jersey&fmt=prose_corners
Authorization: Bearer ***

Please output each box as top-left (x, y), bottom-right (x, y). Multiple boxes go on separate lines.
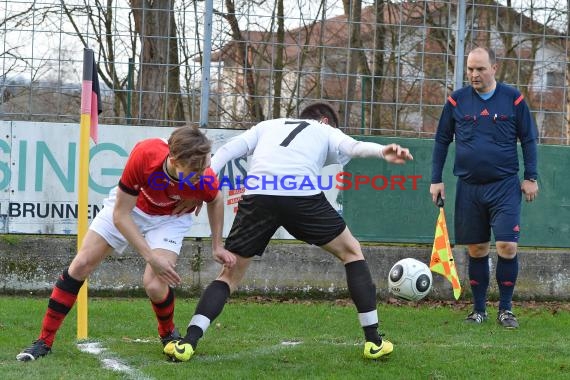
top-left (118, 138), bottom-right (219, 215)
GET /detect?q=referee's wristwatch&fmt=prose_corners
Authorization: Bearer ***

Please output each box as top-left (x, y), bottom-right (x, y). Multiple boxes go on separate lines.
top-left (527, 178), bottom-right (537, 183)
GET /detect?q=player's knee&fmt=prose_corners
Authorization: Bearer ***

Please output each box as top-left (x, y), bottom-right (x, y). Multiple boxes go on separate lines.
top-left (143, 276), bottom-right (167, 297)
top-left (467, 243), bottom-right (490, 258)
top-left (68, 255), bottom-right (96, 280)
top-left (337, 247), bottom-right (365, 264)
top-left (217, 267), bottom-right (245, 293)
top-left (496, 241), bottom-right (517, 258)
top-left (216, 277), bottom-right (239, 293)
top-left (142, 275), bottom-right (153, 290)
top-left (324, 242), bottom-right (364, 264)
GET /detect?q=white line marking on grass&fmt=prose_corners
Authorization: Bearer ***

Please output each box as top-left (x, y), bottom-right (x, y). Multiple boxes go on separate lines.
top-left (195, 342), bottom-right (301, 362)
top-left (101, 358), bottom-right (133, 372)
top-left (191, 339), bottom-right (364, 363)
top-left (132, 338), bottom-right (152, 343)
top-left (281, 340), bottom-right (303, 346)
top-left (77, 342), bottom-right (153, 380)
top-left (78, 342), bottom-right (106, 355)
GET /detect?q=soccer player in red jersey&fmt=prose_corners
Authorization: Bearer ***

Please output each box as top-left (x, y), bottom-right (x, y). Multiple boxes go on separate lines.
top-left (17, 126), bottom-right (235, 361)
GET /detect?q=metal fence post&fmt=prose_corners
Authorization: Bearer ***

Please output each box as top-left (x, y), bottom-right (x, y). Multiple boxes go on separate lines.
top-left (199, 0), bottom-right (214, 128)
top-left (454, 0), bottom-right (467, 90)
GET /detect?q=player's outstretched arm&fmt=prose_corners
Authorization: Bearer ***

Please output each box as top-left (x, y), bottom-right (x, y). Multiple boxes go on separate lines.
top-left (381, 143), bottom-right (414, 164)
top-left (210, 137), bottom-right (250, 174)
top-left (337, 136), bottom-right (412, 164)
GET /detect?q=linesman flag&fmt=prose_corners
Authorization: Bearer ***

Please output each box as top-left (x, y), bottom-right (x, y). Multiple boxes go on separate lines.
top-left (429, 194), bottom-right (462, 300)
top-left (81, 49), bottom-right (102, 143)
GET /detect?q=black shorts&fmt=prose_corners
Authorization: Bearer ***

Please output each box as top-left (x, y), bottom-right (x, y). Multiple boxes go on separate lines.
top-left (225, 193), bottom-right (346, 257)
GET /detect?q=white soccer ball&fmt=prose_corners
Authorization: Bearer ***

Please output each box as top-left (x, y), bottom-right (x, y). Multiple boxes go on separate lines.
top-left (388, 258), bottom-right (433, 301)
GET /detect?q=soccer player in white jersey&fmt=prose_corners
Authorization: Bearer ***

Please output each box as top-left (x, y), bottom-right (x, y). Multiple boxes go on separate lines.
top-left (17, 126), bottom-right (235, 362)
top-left (166, 102), bottom-right (413, 362)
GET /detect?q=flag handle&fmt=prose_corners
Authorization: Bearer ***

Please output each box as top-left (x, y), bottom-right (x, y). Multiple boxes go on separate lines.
top-left (436, 193), bottom-right (444, 208)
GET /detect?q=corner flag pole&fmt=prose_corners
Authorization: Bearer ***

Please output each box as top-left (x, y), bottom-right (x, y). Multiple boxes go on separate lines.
top-left (77, 48), bottom-right (101, 339)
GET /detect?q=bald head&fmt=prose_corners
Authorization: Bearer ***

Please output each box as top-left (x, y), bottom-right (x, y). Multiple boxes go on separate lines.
top-left (466, 47), bottom-right (497, 93)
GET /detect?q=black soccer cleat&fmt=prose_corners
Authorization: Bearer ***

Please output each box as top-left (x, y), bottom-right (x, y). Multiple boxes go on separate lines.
top-left (465, 310), bottom-right (488, 324)
top-left (161, 327), bottom-right (182, 359)
top-left (160, 327), bottom-right (182, 347)
top-left (16, 339), bottom-right (51, 361)
top-left (497, 309), bottom-right (519, 329)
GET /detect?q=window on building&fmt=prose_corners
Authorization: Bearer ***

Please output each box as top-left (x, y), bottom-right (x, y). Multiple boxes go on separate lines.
top-left (546, 71), bottom-right (564, 87)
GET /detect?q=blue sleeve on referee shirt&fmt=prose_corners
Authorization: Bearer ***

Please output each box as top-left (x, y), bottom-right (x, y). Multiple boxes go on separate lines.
top-left (515, 97), bottom-right (538, 180)
top-left (431, 99), bottom-right (455, 183)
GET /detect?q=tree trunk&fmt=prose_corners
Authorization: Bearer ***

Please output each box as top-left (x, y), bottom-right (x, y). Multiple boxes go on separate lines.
top-left (272, 0), bottom-right (285, 119)
top-left (339, 0), bottom-right (363, 133)
top-left (224, 0), bottom-right (265, 122)
top-left (131, 0), bottom-right (184, 126)
top-left (371, 0), bottom-right (386, 135)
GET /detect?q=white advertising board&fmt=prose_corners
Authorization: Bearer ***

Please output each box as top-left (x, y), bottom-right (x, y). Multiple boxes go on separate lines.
top-left (0, 121), bottom-right (343, 238)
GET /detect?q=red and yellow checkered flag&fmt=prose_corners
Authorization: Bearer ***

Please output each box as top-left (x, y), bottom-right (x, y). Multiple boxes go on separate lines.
top-left (430, 195), bottom-right (461, 300)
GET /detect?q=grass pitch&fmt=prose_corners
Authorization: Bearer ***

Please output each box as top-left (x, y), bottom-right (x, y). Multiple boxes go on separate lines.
top-left (1, 296), bottom-right (569, 379)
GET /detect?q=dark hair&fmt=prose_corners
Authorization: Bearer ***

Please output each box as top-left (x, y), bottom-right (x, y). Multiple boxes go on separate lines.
top-left (299, 102), bottom-right (340, 128)
top-left (168, 126), bottom-right (211, 170)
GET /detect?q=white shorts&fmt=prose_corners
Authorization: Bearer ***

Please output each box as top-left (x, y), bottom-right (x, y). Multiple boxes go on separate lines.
top-left (89, 188), bottom-right (193, 255)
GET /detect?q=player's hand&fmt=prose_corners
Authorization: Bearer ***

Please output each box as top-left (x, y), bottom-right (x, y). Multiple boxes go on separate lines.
top-left (212, 246), bottom-right (237, 268)
top-left (147, 254), bottom-right (181, 286)
top-left (172, 199), bottom-right (203, 216)
top-left (521, 180), bottom-right (538, 202)
top-left (382, 143), bottom-right (414, 164)
top-left (430, 183), bottom-right (445, 205)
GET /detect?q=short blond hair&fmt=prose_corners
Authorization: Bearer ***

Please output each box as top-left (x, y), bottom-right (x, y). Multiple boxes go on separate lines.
top-left (168, 126), bottom-right (211, 169)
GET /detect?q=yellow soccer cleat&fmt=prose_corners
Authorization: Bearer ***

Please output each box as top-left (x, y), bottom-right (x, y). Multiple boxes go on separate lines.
top-left (172, 341), bottom-right (195, 362)
top-left (363, 339), bottom-right (393, 359)
top-left (163, 341), bottom-right (177, 358)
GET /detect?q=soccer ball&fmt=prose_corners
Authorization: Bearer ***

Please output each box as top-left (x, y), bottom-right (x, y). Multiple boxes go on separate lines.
top-left (388, 258), bottom-right (433, 301)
